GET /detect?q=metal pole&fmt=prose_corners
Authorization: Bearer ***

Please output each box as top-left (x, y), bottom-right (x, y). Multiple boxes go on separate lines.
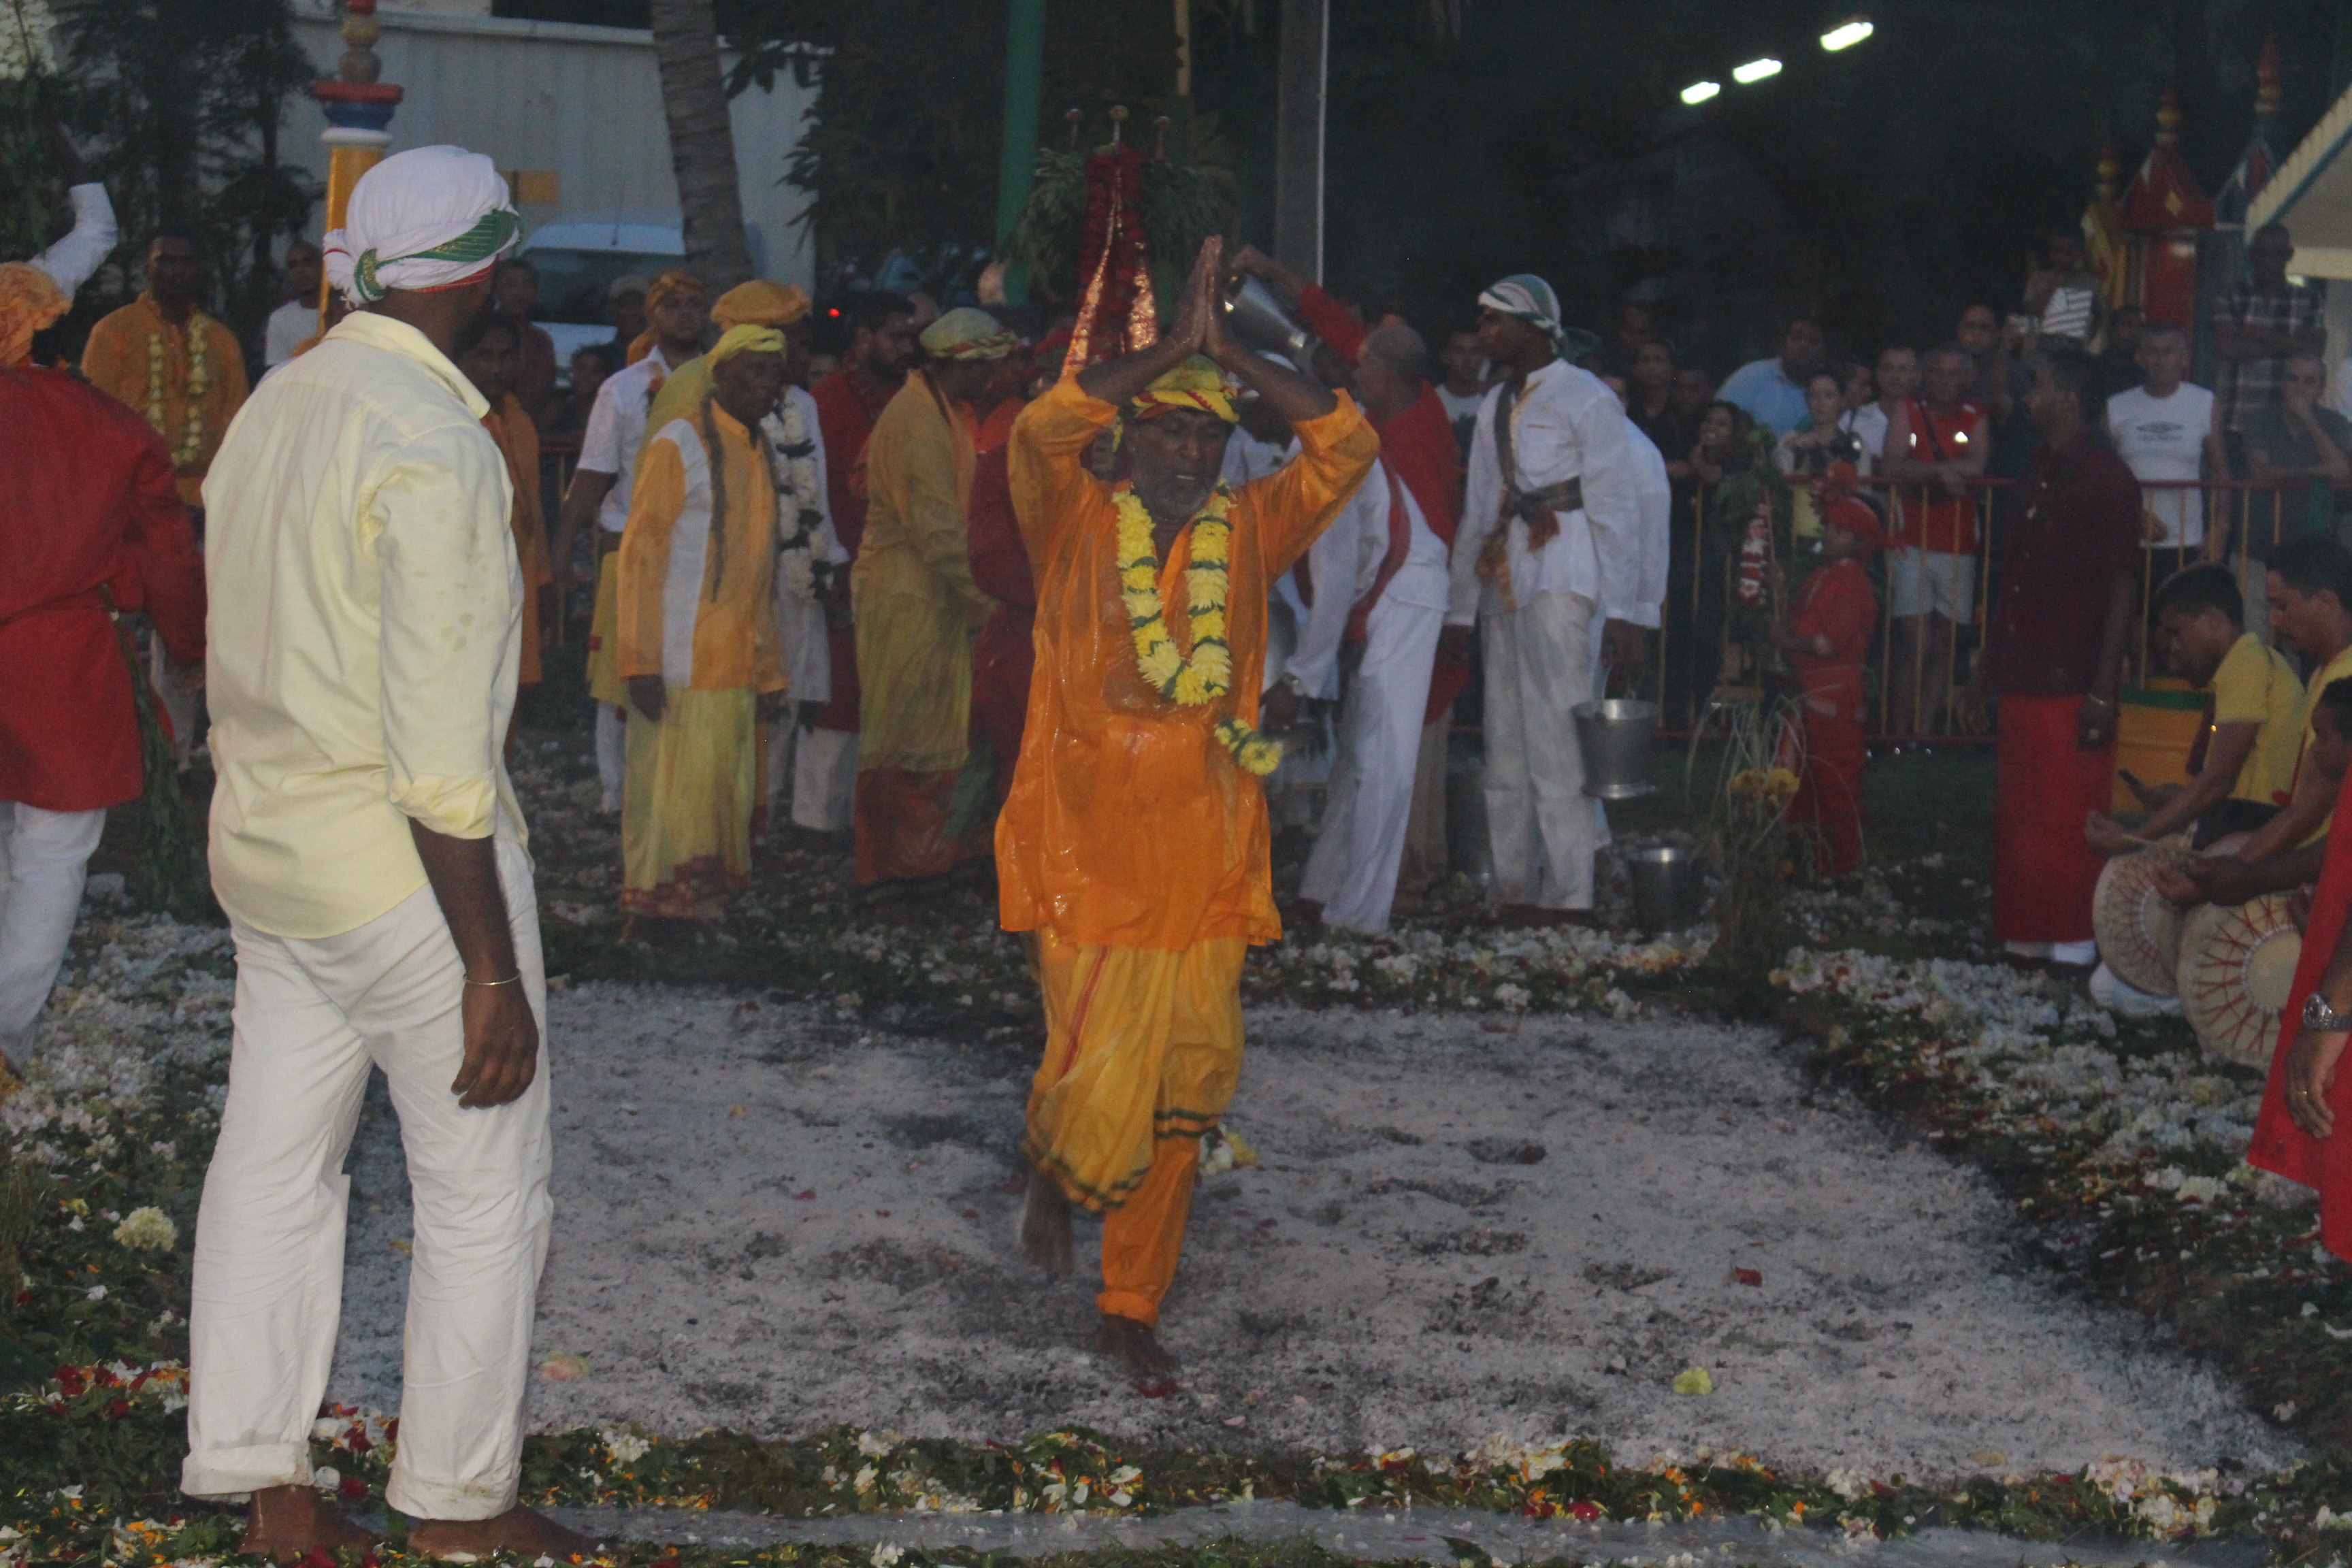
top-left (1273, 0), bottom-right (1327, 282)
top-left (994, 0), bottom-right (1047, 305)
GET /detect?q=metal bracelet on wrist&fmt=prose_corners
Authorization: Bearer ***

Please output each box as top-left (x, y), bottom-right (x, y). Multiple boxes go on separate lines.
top-left (466, 973), bottom-right (524, 988)
top-left (2304, 992), bottom-right (2352, 1032)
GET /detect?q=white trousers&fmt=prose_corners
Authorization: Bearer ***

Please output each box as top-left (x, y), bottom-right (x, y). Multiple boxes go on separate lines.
top-left (792, 725), bottom-right (858, 832)
top-left (1301, 598), bottom-right (1443, 933)
top-left (0, 801), bottom-right (105, 1068)
top-left (1482, 591), bottom-right (1598, 910)
top-left (595, 702), bottom-right (627, 813)
top-left (184, 839), bottom-right (553, 1522)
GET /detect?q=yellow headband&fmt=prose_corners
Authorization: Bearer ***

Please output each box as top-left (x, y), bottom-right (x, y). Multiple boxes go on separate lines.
top-left (710, 323), bottom-right (787, 366)
top-left (1127, 354), bottom-right (1238, 425)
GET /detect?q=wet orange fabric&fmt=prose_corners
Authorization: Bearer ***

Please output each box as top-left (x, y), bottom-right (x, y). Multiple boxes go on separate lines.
top-left (996, 377), bottom-right (1379, 949)
top-left (1098, 1134), bottom-right (1203, 1326)
top-left (853, 767), bottom-right (979, 883)
top-left (482, 393), bottom-right (551, 685)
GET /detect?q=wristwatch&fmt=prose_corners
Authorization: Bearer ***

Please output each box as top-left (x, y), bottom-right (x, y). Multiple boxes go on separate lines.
top-left (2305, 993), bottom-right (2352, 1032)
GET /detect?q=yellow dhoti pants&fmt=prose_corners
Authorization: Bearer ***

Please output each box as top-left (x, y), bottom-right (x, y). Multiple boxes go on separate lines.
top-left (621, 687), bottom-right (757, 919)
top-left (586, 550), bottom-right (624, 705)
top-left (1024, 931), bottom-right (1246, 1327)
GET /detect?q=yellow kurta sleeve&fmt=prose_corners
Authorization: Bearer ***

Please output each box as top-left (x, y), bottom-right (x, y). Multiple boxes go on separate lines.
top-left (1009, 377), bottom-right (1121, 560)
top-left (881, 390), bottom-right (992, 621)
top-left (617, 433), bottom-right (688, 681)
top-left (1243, 391), bottom-right (1381, 578)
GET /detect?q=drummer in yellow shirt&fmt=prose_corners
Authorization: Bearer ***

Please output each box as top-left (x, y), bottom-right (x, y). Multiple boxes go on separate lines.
top-left (2089, 563), bottom-right (2301, 855)
top-left (2154, 540), bottom-right (2352, 909)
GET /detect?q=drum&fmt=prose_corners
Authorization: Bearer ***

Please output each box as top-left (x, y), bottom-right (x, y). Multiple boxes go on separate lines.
top-left (2092, 838), bottom-right (2191, 996)
top-left (2178, 893), bottom-right (2304, 1068)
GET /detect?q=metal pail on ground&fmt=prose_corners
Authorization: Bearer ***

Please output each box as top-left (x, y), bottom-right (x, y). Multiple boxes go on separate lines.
top-left (1628, 845), bottom-right (1704, 932)
top-left (1446, 754), bottom-right (1493, 886)
top-left (1572, 698), bottom-right (1660, 800)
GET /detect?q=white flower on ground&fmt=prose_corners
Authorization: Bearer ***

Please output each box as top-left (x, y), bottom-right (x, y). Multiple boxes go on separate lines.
top-left (312, 1465), bottom-right (340, 1492)
top-left (870, 1546), bottom-right (902, 1568)
top-left (602, 1428), bottom-right (651, 1465)
top-left (114, 1207), bottom-right (177, 1250)
top-left (85, 1285), bottom-right (106, 1301)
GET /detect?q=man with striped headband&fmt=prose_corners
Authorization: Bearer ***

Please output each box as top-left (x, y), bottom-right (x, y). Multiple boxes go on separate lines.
top-left (850, 306), bottom-right (1017, 883)
top-left (553, 267), bottom-right (712, 812)
top-left (1002, 240), bottom-right (1375, 1372)
top-left (190, 144), bottom-right (590, 1561)
top-left (617, 324), bottom-right (792, 921)
top-left (1442, 273), bottom-right (1649, 924)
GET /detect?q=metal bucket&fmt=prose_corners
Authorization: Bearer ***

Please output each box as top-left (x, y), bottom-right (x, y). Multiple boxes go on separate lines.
top-left (1572, 698), bottom-right (1659, 800)
top-left (1446, 755), bottom-right (1493, 887)
top-left (1223, 274), bottom-right (1322, 369)
top-left (1628, 845), bottom-right (1704, 932)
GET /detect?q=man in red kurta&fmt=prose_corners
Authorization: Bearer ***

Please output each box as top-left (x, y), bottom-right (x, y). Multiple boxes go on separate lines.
top-left (1772, 491), bottom-right (1881, 874)
top-left (1959, 348), bottom-right (2142, 968)
top-left (1, 265), bottom-right (206, 1077)
top-left (806, 292), bottom-right (920, 822)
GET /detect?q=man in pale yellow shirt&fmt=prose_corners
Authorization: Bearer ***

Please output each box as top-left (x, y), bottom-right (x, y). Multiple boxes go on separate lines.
top-left (191, 146), bottom-right (587, 1564)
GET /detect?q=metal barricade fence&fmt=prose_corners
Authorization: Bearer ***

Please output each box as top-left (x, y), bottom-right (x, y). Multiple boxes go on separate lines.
top-left (1653, 475), bottom-right (2312, 744)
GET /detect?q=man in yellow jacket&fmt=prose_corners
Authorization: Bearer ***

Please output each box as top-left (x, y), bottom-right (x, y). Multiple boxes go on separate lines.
top-left (851, 306), bottom-right (1016, 883)
top-left (615, 325), bottom-right (791, 922)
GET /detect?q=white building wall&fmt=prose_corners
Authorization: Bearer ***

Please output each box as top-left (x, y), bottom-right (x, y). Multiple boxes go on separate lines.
top-left (284, 3), bottom-right (816, 289)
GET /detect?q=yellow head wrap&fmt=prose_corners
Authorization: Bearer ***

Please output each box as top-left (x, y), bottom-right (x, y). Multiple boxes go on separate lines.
top-left (919, 306), bottom-right (1017, 361)
top-left (710, 323), bottom-right (787, 366)
top-left (644, 268), bottom-right (706, 314)
top-left (0, 263), bottom-right (70, 369)
top-left (1128, 354), bottom-right (1238, 424)
top-left (711, 280), bottom-right (811, 331)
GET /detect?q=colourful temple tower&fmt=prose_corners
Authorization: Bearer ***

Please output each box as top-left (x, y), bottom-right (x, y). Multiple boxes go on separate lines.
top-left (2119, 86), bottom-right (2217, 331)
top-left (308, 0), bottom-right (403, 331)
top-left (2217, 35), bottom-right (2290, 227)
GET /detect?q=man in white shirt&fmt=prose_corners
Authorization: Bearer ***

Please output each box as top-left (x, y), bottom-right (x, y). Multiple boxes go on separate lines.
top-left (549, 271), bottom-right (711, 810)
top-left (1444, 274), bottom-right (1646, 921)
top-left (1275, 325), bottom-right (1454, 934)
top-left (190, 144), bottom-right (584, 1564)
top-left (1436, 326), bottom-right (1489, 460)
top-left (1842, 344), bottom-right (1918, 463)
top-left (262, 240), bottom-right (322, 368)
top-left (2104, 324), bottom-right (2223, 574)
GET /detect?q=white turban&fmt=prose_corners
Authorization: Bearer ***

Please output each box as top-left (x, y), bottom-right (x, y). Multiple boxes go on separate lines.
top-left (323, 145), bottom-right (521, 307)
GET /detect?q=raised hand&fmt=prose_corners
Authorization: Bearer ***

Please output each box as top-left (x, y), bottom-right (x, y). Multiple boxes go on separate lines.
top-left (1166, 236), bottom-right (1222, 357)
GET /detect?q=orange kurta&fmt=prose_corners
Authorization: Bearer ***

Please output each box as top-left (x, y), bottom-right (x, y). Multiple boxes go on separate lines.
top-left (997, 376), bottom-right (1379, 950)
top-left (82, 294), bottom-right (250, 509)
top-left (483, 393), bottom-right (552, 685)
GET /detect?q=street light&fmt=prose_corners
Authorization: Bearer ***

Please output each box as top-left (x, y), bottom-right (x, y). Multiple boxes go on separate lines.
top-left (1680, 80), bottom-right (1721, 105)
top-left (1820, 17), bottom-right (1873, 51)
top-left (1732, 57), bottom-right (1782, 84)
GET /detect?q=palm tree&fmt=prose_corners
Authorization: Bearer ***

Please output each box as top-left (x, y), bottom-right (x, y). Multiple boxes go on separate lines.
top-left (649, 0), bottom-right (754, 290)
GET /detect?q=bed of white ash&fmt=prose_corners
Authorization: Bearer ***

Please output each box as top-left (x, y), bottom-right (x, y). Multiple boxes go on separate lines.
top-left (325, 985), bottom-right (2296, 1486)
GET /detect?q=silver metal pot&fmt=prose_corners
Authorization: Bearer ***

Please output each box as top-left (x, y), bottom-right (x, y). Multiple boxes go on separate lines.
top-left (1446, 754), bottom-right (1493, 887)
top-left (1222, 275), bottom-right (1322, 370)
top-left (1628, 845), bottom-right (1703, 932)
top-left (1572, 697), bottom-right (1660, 800)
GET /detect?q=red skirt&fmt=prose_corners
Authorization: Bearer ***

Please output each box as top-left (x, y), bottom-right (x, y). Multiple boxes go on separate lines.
top-left (1993, 693), bottom-right (2112, 944)
top-left (2251, 768), bottom-right (2352, 1256)
top-left (1788, 672), bottom-right (1867, 875)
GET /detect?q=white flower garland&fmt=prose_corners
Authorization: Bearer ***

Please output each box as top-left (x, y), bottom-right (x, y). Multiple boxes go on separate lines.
top-left (763, 393), bottom-right (830, 600)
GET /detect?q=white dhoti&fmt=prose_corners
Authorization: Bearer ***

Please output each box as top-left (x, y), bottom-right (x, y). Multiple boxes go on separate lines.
top-left (764, 584), bottom-right (838, 834)
top-left (1301, 593), bottom-right (1443, 933)
top-left (791, 727), bottom-right (858, 832)
top-left (1481, 590), bottom-right (1598, 909)
top-left (184, 838), bottom-right (553, 1522)
top-left (594, 702), bottom-right (627, 814)
top-left (0, 800), bottom-right (105, 1069)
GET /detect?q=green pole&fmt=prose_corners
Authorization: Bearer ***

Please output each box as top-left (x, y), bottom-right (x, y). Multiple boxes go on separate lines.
top-left (995, 0), bottom-right (1047, 305)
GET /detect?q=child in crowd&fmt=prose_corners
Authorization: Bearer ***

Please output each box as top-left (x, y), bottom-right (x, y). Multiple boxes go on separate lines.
top-left (1771, 476), bottom-right (1883, 874)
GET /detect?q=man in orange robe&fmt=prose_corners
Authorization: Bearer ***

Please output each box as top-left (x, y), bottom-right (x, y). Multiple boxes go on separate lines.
top-left (1000, 240), bottom-right (1377, 1372)
top-left (459, 315), bottom-right (552, 693)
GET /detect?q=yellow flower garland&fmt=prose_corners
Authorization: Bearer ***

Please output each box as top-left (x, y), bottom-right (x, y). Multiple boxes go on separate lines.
top-left (145, 314), bottom-right (212, 474)
top-left (1113, 482), bottom-right (1284, 777)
